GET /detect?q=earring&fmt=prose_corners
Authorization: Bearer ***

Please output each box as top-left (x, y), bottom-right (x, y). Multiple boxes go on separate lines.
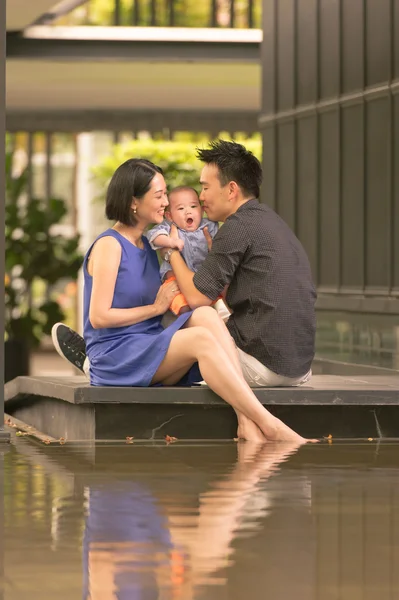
top-left (133, 207), bottom-right (137, 214)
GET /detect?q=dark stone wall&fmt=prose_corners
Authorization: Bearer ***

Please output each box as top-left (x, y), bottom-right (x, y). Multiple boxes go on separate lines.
top-left (260, 0), bottom-right (399, 313)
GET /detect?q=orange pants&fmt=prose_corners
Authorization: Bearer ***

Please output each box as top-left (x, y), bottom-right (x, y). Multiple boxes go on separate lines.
top-left (164, 275), bottom-right (190, 315)
top-left (164, 275), bottom-right (221, 316)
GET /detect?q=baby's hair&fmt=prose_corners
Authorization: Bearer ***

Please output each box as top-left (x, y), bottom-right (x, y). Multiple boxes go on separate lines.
top-left (168, 186), bottom-right (199, 204)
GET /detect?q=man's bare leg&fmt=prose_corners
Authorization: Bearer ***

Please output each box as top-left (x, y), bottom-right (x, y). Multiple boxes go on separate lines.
top-left (186, 307), bottom-right (267, 444)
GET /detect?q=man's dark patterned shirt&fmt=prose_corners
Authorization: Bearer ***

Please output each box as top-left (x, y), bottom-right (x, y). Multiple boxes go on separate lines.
top-left (193, 199), bottom-right (317, 378)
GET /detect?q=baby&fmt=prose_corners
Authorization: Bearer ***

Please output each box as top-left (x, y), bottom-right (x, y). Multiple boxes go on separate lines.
top-left (146, 186), bottom-right (230, 320)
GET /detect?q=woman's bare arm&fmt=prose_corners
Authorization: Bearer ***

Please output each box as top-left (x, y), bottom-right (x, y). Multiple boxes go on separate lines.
top-left (88, 236), bottom-right (177, 329)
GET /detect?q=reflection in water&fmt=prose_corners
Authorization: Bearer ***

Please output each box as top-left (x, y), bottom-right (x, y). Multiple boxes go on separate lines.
top-left (316, 314), bottom-right (399, 370)
top-left (2, 440), bottom-right (399, 599)
top-left (84, 444), bottom-right (298, 599)
top-left (0, 447), bottom-right (7, 600)
top-left (84, 482), bottom-right (173, 600)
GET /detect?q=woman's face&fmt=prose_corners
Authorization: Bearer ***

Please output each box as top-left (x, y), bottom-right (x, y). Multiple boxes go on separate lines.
top-left (133, 173), bottom-right (169, 226)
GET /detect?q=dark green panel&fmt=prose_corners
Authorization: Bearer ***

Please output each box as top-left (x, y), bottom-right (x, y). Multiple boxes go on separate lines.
top-left (393, 94), bottom-right (399, 292)
top-left (260, 124), bottom-right (276, 209)
top-left (319, 0), bottom-right (341, 99)
top-left (261, 0), bottom-right (276, 114)
top-left (365, 97), bottom-right (391, 290)
top-left (276, 120), bottom-right (296, 230)
top-left (395, 0), bottom-right (399, 80)
top-left (276, 0), bottom-right (295, 110)
top-left (296, 115), bottom-right (318, 281)
top-left (365, 0), bottom-right (391, 86)
top-left (318, 108), bottom-right (340, 289)
top-left (260, 0), bottom-right (397, 306)
top-left (296, 0), bottom-right (318, 105)
top-left (341, 0), bottom-right (365, 93)
top-left (341, 103), bottom-right (365, 290)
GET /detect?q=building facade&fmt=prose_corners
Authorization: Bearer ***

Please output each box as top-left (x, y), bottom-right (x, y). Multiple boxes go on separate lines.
top-left (260, 0), bottom-right (399, 314)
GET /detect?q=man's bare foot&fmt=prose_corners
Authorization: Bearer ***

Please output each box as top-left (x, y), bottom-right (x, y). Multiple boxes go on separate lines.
top-left (237, 421), bottom-right (266, 444)
top-left (236, 442), bottom-right (301, 480)
top-left (236, 440), bottom-right (265, 463)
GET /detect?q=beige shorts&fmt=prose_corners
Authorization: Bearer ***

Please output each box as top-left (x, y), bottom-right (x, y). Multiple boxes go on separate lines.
top-left (236, 347), bottom-right (312, 388)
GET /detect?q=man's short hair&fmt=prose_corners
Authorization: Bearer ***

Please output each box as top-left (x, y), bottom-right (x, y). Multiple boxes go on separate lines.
top-left (196, 140), bottom-right (262, 198)
top-left (106, 158), bottom-right (163, 226)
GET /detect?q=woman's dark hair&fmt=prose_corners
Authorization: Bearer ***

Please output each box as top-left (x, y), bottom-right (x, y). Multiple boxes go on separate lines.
top-left (196, 139), bottom-right (262, 198)
top-left (105, 158), bottom-right (163, 226)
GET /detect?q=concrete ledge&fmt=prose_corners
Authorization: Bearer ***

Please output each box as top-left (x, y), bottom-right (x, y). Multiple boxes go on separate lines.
top-left (4, 373), bottom-right (399, 442)
top-left (5, 374), bottom-right (399, 406)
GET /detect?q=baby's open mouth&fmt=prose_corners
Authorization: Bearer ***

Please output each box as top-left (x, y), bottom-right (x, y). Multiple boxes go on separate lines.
top-left (186, 218), bottom-right (194, 226)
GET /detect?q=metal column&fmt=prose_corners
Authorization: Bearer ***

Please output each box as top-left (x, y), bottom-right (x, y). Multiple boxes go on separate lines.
top-left (1, 0), bottom-right (10, 444)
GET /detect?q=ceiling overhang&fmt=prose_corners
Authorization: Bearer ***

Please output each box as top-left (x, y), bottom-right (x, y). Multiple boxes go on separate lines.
top-left (7, 26), bottom-right (261, 62)
top-left (6, 14), bottom-right (262, 131)
top-left (6, 0), bottom-right (88, 31)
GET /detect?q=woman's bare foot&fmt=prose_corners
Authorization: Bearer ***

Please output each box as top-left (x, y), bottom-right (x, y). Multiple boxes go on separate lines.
top-left (237, 420), bottom-right (266, 444)
top-left (261, 416), bottom-right (318, 444)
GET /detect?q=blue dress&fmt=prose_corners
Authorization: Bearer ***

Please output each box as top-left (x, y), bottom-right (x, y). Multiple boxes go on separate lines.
top-left (83, 229), bottom-right (200, 386)
top-left (82, 482), bottom-right (173, 600)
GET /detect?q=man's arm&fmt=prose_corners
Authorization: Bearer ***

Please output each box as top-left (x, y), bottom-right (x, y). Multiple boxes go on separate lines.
top-left (168, 216), bottom-right (249, 309)
top-left (193, 215), bottom-right (250, 302)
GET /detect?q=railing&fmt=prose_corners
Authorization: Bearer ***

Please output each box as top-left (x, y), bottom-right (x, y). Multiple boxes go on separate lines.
top-left (61, 0), bottom-right (261, 28)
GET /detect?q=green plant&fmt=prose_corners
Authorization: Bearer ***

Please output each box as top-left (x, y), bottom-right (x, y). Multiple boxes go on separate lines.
top-left (5, 151), bottom-right (83, 347)
top-left (92, 136), bottom-right (262, 196)
top-left (92, 139), bottom-right (203, 194)
top-left (59, 0), bottom-right (262, 28)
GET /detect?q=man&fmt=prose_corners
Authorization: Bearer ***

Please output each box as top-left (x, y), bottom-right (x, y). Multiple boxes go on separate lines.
top-left (162, 140), bottom-right (316, 386)
top-left (52, 140), bottom-right (316, 386)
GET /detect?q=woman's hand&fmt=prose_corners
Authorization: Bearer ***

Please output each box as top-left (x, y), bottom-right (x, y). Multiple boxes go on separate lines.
top-left (153, 280), bottom-right (180, 314)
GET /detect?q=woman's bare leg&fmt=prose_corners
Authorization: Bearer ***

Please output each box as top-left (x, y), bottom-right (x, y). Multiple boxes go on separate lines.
top-left (152, 324), bottom-right (307, 444)
top-left (186, 308), bottom-right (265, 443)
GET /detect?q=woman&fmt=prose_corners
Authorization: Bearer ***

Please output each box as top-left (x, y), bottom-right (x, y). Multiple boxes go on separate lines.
top-left (55, 158), bottom-right (309, 444)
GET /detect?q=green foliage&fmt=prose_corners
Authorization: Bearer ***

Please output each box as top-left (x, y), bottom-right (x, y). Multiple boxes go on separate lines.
top-left (62, 0), bottom-right (261, 28)
top-left (5, 151), bottom-right (83, 347)
top-left (93, 139), bottom-right (201, 194)
top-left (92, 137), bottom-right (262, 197)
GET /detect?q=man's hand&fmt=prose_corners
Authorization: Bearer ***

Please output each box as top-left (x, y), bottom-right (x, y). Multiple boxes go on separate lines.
top-left (203, 226), bottom-right (213, 251)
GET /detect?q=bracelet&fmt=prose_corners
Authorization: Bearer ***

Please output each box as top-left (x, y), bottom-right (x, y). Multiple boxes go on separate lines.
top-left (164, 248), bottom-right (178, 263)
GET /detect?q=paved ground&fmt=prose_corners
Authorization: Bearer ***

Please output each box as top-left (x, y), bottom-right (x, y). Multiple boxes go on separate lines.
top-left (30, 351), bottom-right (78, 377)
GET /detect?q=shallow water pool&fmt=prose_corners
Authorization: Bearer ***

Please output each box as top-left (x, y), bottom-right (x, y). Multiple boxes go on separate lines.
top-left (1, 439), bottom-right (399, 599)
